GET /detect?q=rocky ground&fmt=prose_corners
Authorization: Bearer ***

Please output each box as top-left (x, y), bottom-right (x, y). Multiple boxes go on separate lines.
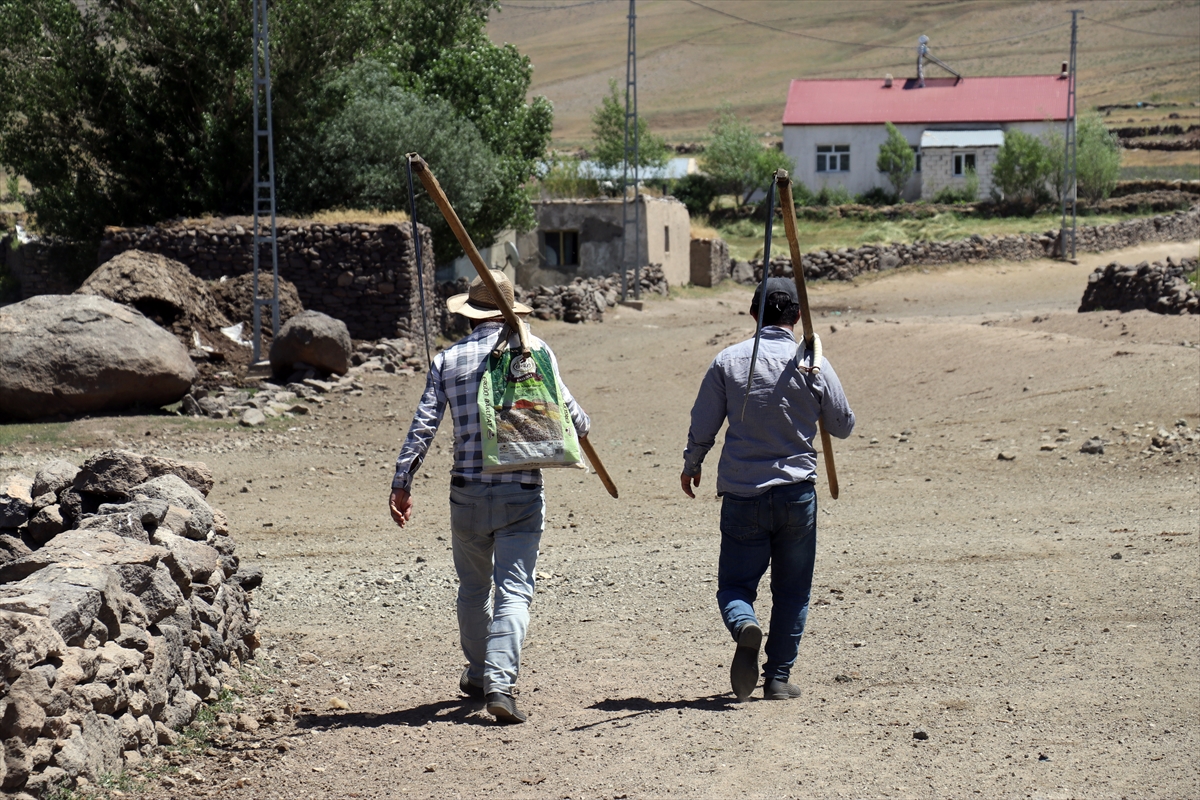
top-left (1, 241), bottom-right (1197, 799)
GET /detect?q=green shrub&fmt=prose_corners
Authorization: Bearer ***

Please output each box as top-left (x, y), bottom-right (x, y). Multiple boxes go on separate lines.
top-left (539, 154), bottom-right (601, 199)
top-left (1076, 112), bottom-right (1121, 203)
top-left (994, 130), bottom-right (1053, 203)
top-left (856, 186), bottom-right (898, 206)
top-left (815, 184), bottom-right (853, 206)
top-left (876, 121), bottom-right (915, 197)
top-left (671, 173), bottom-right (719, 216)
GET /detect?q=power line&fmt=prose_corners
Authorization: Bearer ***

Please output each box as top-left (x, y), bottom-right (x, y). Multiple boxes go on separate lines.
top-left (681, 0), bottom-right (911, 50)
top-left (682, 1), bottom-right (1079, 52)
top-left (1084, 16), bottom-right (1198, 39)
top-left (501, 0), bottom-right (609, 9)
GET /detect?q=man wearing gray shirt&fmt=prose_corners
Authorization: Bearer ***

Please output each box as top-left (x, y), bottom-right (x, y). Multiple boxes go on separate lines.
top-left (680, 278), bottom-right (855, 701)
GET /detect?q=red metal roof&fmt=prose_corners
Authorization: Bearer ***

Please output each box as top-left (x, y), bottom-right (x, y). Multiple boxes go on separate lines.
top-left (783, 75), bottom-right (1070, 126)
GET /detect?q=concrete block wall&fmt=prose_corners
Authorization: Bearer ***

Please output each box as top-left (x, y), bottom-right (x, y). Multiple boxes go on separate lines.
top-left (921, 148), bottom-right (1000, 200)
top-left (96, 219), bottom-right (439, 341)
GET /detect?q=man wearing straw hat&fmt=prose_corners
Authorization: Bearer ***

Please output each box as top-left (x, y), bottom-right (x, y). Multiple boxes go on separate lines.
top-left (390, 270), bottom-right (591, 724)
top-left (679, 277), bottom-right (856, 701)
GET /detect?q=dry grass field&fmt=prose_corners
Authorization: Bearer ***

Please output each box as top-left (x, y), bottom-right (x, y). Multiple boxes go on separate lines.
top-left (488, 0), bottom-right (1200, 146)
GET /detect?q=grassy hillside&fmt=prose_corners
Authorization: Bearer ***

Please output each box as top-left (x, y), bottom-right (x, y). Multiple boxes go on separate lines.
top-left (488, 0), bottom-right (1200, 146)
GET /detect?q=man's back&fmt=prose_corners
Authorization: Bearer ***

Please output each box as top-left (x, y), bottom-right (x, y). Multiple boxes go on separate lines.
top-left (684, 326), bottom-right (854, 497)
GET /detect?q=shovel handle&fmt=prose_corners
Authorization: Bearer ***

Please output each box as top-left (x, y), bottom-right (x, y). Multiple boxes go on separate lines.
top-left (581, 436), bottom-right (618, 499)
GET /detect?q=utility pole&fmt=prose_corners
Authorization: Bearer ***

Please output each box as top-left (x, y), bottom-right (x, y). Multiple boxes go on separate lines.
top-left (619, 0), bottom-right (641, 302)
top-left (1060, 10), bottom-right (1081, 261)
top-left (251, 0), bottom-right (280, 361)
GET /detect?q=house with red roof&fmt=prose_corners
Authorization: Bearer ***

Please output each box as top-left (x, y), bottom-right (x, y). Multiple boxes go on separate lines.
top-left (781, 74), bottom-right (1070, 201)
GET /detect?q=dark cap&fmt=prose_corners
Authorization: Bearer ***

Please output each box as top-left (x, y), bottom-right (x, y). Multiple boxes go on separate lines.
top-left (750, 277), bottom-right (799, 310)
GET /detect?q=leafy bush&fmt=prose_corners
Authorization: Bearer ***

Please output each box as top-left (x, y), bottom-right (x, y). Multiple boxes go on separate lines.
top-left (293, 63), bottom-right (499, 264)
top-left (856, 186), bottom-right (898, 206)
top-left (1076, 112), bottom-right (1121, 203)
top-left (994, 130), bottom-right (1053, 203)
top-left (931, 168), bottom-right (979, 204)
top-left (814, 184), bottom-right (854, 206)
top-left (876, 121), bottom-right (915, 197)
top-left (538, 154), bottom-right (601, 200)
top-left (700, 106), bottom-right (794, 206)
top-left (590, 79), bottom-right (669, 171)
top-left (670, 173), bottom-right (719, 216)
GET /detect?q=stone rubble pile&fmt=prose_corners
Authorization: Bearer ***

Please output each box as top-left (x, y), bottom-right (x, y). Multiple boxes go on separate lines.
top-left (0, 451), bottom-right (258, 796)
top-left (180, 337), bottom-right (426, 425)
top-left (737, 205), bottom-right (1200, 284)
top-left (1078, 256), bottom-right (1198, 314)
top-left (514, 265), bottom-right (669, 323)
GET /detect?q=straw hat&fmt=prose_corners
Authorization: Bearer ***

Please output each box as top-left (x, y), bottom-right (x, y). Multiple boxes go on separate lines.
top-left (446, 270), bottom-right (532, 320)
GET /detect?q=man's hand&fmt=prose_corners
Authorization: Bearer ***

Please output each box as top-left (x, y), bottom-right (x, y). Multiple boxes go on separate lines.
top-left (680, 469), bottom-right (701, 499)
top-left (389, 487), bottom-right (413, 528)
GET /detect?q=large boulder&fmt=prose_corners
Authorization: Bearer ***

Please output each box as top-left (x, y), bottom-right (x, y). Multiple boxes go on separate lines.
top-left (77, 250), bottom-right (231, 336)
top-left (268, 310), bottom-right (351, 377)
top-left (0, 295), bottom-right (197, 420)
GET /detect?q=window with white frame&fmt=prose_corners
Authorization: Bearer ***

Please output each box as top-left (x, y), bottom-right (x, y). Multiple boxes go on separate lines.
top-left (953, 152), bottom-right (976, 176)
top-left (816, 145), bottom-right (850, 173)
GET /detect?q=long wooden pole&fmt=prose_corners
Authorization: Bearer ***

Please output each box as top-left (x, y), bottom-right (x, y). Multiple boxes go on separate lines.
top-left (775, 170), bottom-right (840, 499)
top-left (407, 153), bottom-right (618, 499)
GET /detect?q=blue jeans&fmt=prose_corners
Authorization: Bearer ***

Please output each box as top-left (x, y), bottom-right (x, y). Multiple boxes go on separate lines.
top-left (449, 482), bottom-right (545, 696)
top-left (717, 481), bottom-right (817, 684)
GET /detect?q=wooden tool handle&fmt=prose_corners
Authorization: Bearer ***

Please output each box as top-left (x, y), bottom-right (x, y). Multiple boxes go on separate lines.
top-left (819, 422), bottom-right (839, 500)
top-left (407, 154), bottom-right (531, 355)
top-left (776, 170), bottom-right (840, 500)
top-left (580, 435), bottom-right (618, 499)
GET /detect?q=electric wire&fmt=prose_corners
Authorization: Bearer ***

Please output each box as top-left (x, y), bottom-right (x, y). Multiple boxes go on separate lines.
top-left (1083, 16), bottom-right (1198, 38)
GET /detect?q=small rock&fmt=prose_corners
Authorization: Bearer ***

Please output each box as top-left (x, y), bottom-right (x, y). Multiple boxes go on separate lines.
top-left (240, 408), bottom-right (267, 427)
top-left (1040, 443), bottom-right (1057, 451)
top-left (327, 697), bottom-right (349, 710)
top-left (913, 730), bottom-right (929, 740)
top-left (997, 452), bottom-right (1017, 461)
top-left (1111, 552), bottom-right (1123, 560)
top-left (235, 714), bottom-right (259, 732)
top-left (1079, 438), bottom-right (1104, 454)
top-left (297, 651), bottom-right (319, 664)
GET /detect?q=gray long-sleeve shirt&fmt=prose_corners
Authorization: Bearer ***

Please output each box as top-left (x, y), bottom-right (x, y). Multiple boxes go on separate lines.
top-left (682, 326), bottom-right (855, 497)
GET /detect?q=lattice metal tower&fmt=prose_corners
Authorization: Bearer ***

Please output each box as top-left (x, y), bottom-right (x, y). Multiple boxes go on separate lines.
top-left (619, 0), bottom-right (641, 301)
top-left (251, 0), bottom-right (280, 361)
top-left (1059, 10), bottom-right (1081, 261)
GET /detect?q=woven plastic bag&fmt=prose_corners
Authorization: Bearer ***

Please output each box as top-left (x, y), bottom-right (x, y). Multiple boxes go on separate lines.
top-left (479, 339), bottom-right (582, 473)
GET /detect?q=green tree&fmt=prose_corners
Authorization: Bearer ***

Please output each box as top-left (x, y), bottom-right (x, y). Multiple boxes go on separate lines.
top-left (993, 129), bottom-right (1052, 203)
top-left (700, 107), bottom-right (794, 206)
top-left (589, 79), bottom-right (669, 172)
top-left (0, 0), bottom-right (550, 260)
top-left (876, 122), bottom-right (915, 199)
top-left (1075, 112), bottom-right (1121, 203)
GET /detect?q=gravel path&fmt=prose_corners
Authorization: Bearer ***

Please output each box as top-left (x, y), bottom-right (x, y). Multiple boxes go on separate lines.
top-left (5, 241), bottom-right (1197, 799)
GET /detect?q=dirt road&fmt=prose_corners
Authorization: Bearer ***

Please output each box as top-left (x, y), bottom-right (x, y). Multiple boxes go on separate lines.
top-left (6, 242), bottom-right (1198, 799)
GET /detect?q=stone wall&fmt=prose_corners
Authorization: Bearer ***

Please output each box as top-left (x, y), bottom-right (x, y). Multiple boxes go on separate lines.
top-left (690, 238), bottom-right (731, 287)
top-left (96, 219), bottom-right (439, 341)
top-left (1079, 257), bottom-right (1198, 314)
top-left (0, 451), bottom-right (259, 796)
top-left (744, 205), bottom-right (1200, 283)
top-left (0, 238), bottom-right (79, 300)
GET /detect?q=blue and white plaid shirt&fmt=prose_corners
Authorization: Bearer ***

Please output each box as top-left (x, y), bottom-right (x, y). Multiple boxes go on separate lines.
top-left (393, 321), bottom-right (591, 491)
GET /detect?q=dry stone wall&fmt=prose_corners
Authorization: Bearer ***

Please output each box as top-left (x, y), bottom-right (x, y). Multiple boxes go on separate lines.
top-left (96, 219), bottom-right (439, 342)
top-left (743, 205), bottom-right (1200, 283)
top-left (0, 451), bottom-right (258, 796)
top-left (1079, 256), bottom-right (1198, 314)
top-left (0, 238), bottom-right (79, 299)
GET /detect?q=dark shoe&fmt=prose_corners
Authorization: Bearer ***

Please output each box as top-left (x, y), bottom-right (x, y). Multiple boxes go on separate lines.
top-left (763, 678), bottom-right (802, 700)
top-left (459, 667), bottom-right (484, 700)
top-left (730, 623), bottom-right (762, 701)
top-left (485, 692), bottom-right (527, 724)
